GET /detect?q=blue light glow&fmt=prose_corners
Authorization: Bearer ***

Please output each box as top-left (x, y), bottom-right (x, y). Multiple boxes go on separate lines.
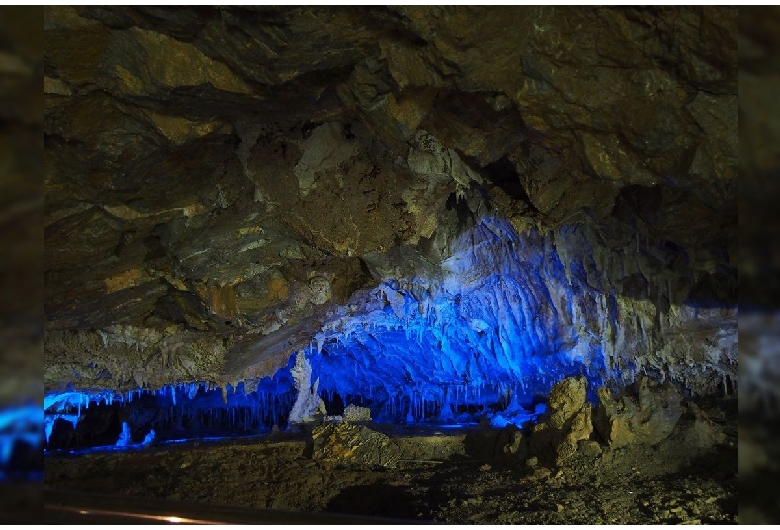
top-left (305, 217), bottom-right (614, 426)
top-left (115, 422), bottom-right (133, 447)
top-left (44, 371), bottom-right (297, 453)
top-left (0, 404), bottom-right (44, 480)
top-left (45, 216), bottom-right (632, 451)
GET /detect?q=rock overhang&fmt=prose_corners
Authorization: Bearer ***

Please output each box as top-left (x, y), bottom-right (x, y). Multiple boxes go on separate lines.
top-left (43, 6), bottom-right (738, 432)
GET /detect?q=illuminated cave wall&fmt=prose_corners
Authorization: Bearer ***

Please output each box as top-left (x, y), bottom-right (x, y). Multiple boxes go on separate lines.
top-left (309, 216), bottom-right (610, 421)
top-left (44, 378), bottom-right (297, 451)
top-left (40, 6), bottom-right (739, 456)
top-left (44, 213), bottom-right (737, 449)
top-left (299, 215), bottom-right (736, 423)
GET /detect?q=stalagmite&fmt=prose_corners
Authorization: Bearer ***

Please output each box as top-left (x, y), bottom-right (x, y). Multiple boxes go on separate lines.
top-left (44, 215), bottom-right (735, 446)
top-left (288, 350), bottom-right (325, 425)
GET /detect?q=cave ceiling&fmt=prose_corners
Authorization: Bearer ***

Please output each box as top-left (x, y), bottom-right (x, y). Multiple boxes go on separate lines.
top-left (43, 6), bottom-right (738, 397)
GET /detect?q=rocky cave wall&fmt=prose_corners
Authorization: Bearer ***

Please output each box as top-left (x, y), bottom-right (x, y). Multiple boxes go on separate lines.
top-left (44, 7), bottom-right (737, 418)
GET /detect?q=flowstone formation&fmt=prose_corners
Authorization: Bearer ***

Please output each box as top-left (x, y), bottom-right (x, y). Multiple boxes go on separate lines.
top-left (42, 214), bottom-right (736, 449)
top-left (239, 214), bottom-right (735, 429)
top-left (43, 7), bottom-right (737, 451)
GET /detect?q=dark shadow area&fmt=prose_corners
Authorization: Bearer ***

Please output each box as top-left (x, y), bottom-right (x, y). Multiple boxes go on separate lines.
top-left (660, 441), bottom-right (737, 482)
top-left (325, 481), bottom-right (422, 520)
top-left (482, 155), bottom-right (530, 202)
top-left (739, 470), bottom-right (780, 524)
top-left (736, 410), bottom-right (780, 524)
top-left (461, 429), bottom-right (504, 461)
top-left (655, 444), bottom-right (737, 517)
top-left (0, 482), bottom-right (42, 523)
top-left (612, 184), bottom-right (662, 227)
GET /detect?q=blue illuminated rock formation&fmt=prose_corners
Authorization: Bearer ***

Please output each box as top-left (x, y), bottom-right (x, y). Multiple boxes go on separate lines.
top-left (43, 214), bottom-right (737, 449)
top-left (303, 216), bottom-right (615, 422)
top-left (44, 376), bottom-right (297, 452)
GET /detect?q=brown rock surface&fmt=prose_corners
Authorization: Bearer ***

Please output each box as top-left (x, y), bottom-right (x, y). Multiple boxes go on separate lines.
top-left (43, 397), bottom-right (738, 524)
top-left (312, 422), bottom-right (401, 468)
top-left (530, 376), bottom-right (593, 465)
top-left (43, 7), bottom-right (737, 398)
top-left (594, 377), bottom-right (683, 448)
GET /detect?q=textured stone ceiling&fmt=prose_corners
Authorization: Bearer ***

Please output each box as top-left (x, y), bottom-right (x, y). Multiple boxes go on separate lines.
top-left (43, 6), bottom-right (737, 398)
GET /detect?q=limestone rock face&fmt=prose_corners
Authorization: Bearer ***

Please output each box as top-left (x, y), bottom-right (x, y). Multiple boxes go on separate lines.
top-left (544, 377), bottom-right (589, 430)
top-left (43, 6), bottom-right (737, 398)
top-left (530, 376), bottom-right (593, 465)
top-left (594, 377), bottom-right (683, 448)
top-left (312, 422), bottom-right (401, 468)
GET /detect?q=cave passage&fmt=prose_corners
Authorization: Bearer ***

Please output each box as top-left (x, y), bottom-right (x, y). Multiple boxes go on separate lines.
top-left (43, 217), bottom-right (627, 453)
top-left (44, 377), bottom-right (296, 453)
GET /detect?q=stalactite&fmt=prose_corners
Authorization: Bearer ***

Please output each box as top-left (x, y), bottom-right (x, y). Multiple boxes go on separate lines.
top-left (45, 214), bottom-right (735, 447)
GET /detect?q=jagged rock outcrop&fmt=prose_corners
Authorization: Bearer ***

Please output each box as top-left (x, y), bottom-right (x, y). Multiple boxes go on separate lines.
top-left (499, 427), bottom-right (529, 462)
top-left (43, 7), bottom-right (737, 402)
top-left (594, 377), bottom-right (683, 448)
top-left (529, 376), bottom-right (593, 465)
top-left (312, 422), bottom-right (401, 467)
top-left (490, 374), bottom-right (726, 468)
top-left (666, 402), bottom-right (725, 453)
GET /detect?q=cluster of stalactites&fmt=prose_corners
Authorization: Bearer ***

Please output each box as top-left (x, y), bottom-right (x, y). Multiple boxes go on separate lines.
top-left (290, 217), bottom-right (629, 419)
top-left (43, 378), bottom-right (298, 448)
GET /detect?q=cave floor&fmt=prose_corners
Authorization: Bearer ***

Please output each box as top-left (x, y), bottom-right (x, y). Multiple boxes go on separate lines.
top-left (44, 405), bottom-right (737, 525)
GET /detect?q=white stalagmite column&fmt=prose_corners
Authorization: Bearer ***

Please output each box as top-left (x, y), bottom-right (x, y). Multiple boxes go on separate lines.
top-left (288, 350), bottom-right (325, 424)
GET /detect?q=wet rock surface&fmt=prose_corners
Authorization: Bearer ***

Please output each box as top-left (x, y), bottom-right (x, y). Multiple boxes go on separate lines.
top-left (44, 396), bottom-right (737, 524)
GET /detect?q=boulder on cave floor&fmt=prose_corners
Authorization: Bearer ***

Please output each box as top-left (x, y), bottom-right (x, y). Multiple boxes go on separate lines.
top-left (664, 402), bottom-right (726, 454)
top-left (594, 377), bottom-right (683, 449)
top-left (342, 404), bottom-right (372, 422)
top-left (312, 422), bottom-right (401, 468)
top-left (529, 376), bottom-right (593, 466)
top-left (498, 426), bottom-right (529, 463)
